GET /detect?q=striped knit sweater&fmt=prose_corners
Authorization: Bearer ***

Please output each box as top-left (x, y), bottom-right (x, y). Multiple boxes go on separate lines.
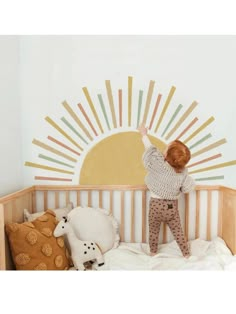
top-left (142, 135), bottom-right (195, 200)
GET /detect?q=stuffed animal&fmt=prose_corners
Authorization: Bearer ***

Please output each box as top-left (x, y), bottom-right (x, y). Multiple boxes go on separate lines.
top-left (54, 216), bottom-right (104, 271)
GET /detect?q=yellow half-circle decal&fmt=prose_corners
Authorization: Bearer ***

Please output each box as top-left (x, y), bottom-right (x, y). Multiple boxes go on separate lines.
top-left (79, 131), bottom-right (166, 184)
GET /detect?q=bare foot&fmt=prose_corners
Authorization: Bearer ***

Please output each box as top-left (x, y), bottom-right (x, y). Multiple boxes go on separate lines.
top-left (150, 252), bottom-right (157, 257)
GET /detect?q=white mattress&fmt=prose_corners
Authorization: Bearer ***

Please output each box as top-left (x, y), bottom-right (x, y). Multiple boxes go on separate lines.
top-left (92, 237), bottom-right (236, 270)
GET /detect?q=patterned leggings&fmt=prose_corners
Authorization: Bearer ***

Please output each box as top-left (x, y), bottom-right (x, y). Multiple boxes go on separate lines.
top-left (149, 198), bottom-right (190, 257)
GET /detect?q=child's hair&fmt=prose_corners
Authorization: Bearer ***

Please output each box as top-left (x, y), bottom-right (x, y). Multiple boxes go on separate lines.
top-left (165, 140), bottom-right (191, 173)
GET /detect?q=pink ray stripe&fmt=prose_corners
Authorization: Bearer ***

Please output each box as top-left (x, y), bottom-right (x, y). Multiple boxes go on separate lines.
top-left (149, 94), bottom-right (162, 130)
top-left (78, 103), bottom-right (98, 136)
top-left (47, 136), bottom-right (81, 156)
top-left (175, 117), bottom-right (199, 140)
top-left (35, 176), bottom-right (72, 182)
top-left (118, 89), bottom-right (122, 127)
top-left (187, 153), bottom-right (222, 168)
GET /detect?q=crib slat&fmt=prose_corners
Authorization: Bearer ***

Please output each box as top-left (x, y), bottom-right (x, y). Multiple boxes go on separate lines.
top-left (131, 191), bottom-right (135, 243)
top-left (163, 223), bottom-right (167, 244)
top-left (195, 190), bottom-right (200, 238)
top-left (207, 190), bottom-right (212, 240)
top-left (32, 191), bottom-right (36, 213)
top-left (77, 191), bottom-right (80, 206)
top-left (185, 194), bottom-right (189, 241)
top-left (88, 191), bottom-right (92, 207)
top-left (110, 190), bottom-right (113, 214)
top-left (218, 189), bottom-right (223, 237)
top-left (44, 191), bottom-right (48, 211)
top-left (120, 191), bottom-right (124, 241)
top-left (0, 204), bottom-right (6, 270)
top-left (142, 191), bottom-right (146, 243)
top-left (66, 191), bottom-right (70, 205)
top-left (99, 190), bottom-right (103, 208)
top-left (55, 191), bottom-right (59, 208)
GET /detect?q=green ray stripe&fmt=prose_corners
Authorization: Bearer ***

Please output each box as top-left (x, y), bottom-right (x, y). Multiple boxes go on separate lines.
top-left (195, 176), bottom-right (224, 181)
top-left (38, 154), bottom-right (75, 168)
top-left (189, 133), bottom-right (212, 150)
top-left (161, 104), bottom-right (183, 137)
top-left (137, 90), bottom-right (143, 128)
top-left (98, 94), bottom-right (111, 130)
top-left (61, 117), bottom-right (88, 144)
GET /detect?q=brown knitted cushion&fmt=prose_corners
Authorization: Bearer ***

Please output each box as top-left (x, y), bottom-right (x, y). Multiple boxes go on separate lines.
top-left (5, 210), bottom-right (70, 270)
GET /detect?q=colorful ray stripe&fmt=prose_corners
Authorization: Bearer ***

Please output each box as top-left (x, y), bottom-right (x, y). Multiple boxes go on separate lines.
top-left (137, 90), bottom-right (143, 128)
top-left (62, 101), bottom-right (93, 141)
top-left (149, 94), bottom-right (162, 130)
top-left (183, 116), bottom-right (215, 144)
top-left (154, 86), bottom-right (176, 133)
top-left (61, 117), bottom-right (88, 144)
top-left (82, 87), bottom-right (104, 133)
top-left (35, 176), bottom-right (72, 182)
top-left (194, 176), bottom-right (224, 181)
top-left (189, 133), bottom-right (212, 150)
top-left (175, 117), bottom-right (198, 140)
top-left (33, 139), bottom-right (77, 162)
top-left (161, 104), bottom-right (183, 137)
top-left (47, 136), bottom-right (80, 157)
top-left (77, 103), bottom-right (98, 136)
top-left (38, 154), bottom-right (75, 168)
top-left (25, 162), bottom-right (74, 174)
top-left (118, 89), bottom-right (122, 127)
top-left (128, 76), bottom-right (133, 127)
top-left (105, 80), bottom-right (117, 128)
top-left (191, 139), bottom-right (227, 158)
top-left (165, 101), bottom-right (198, 140)
top-left (187, 153), bottom-right (222, 168)
top-left (189, 160), bottom-right (236, 174)
top-left (142, 80), bottom-right (155, 126)
top-left (45, 117), bottom-right (83, 151)
top-left (98, 94), bottom-right (111, 130)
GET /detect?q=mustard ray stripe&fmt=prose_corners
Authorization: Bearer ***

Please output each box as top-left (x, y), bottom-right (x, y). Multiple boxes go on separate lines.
top-left (35, 176), bottom-right (72, 182)
top-left (32, 139), bottom-right (77, 162)
top-left (142, 80), bottom-right (155, 125)
top-left (82, 87), bottom-right (104, 133)
top-left (191, 139), bottom-right (227, 158)
top-left (183, 116), bottom-right (215, 144)
top-left (161, 104), bottom-right (183, 137)
top-left (128, 76), bottom-right (133, 127)
top-left (165, 101), bottom-right (198, 140)
top-left (189, 160), bottom-right (236, 174)
top-left (154, 86), bottom-right (176, 133)
top-left (195, 176), bottom-right (224, 181)
top-left (45, 117), bottom-right (83, 151)
top-left (38, 154), bottom-right (75, 168)
top-left (62, 101), bottom-right (93, 140)
top-left (105, 80), bottom-right (117, 128)
top-left (25, 162), bottom-right (74, 174)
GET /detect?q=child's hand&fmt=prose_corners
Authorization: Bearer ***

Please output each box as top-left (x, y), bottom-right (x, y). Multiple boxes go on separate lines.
top-left (137, 124), bottom-right (148, 136)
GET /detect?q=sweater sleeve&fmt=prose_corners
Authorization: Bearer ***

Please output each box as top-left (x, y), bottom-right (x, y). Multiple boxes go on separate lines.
top-left (142, 135), bottom-right (152, 150)
top-left (142, 139), bottom-right (164, 171)
top-left (181, 174), bottom-right (196, 193)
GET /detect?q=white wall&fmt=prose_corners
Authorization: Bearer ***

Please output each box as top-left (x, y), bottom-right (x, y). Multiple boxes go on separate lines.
top-left (19, 36), bottom-right (236, 188)
top-left (0, 36), bottom-right (23, 197)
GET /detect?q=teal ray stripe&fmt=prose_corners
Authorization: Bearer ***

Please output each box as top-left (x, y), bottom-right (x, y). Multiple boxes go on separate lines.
top-left (189, 133), bottom-right (212, 150)
top-left (38, 154), bottom-right (75, 168)
top-left (161, 104), bottom-right (183, 137)
top-left (195, 175), bottom-right (224, 181)
top-left (137, 90), bottom-right (143, 128)
top-left (61, 117), bottom-right (88, 144)
top-left (98, 94), bottom-right (111, 130)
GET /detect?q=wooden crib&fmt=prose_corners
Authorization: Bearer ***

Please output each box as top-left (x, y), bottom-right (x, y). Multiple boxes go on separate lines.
top-left (0, 184), bottom-right (236, 270)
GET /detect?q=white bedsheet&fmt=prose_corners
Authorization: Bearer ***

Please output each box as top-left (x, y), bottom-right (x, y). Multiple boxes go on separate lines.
top-left (94, 237), bottom-right (236, 270)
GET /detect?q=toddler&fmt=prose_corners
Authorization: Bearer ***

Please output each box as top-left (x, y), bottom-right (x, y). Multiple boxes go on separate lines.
top-left (138, 124), bottom-right (195, 258)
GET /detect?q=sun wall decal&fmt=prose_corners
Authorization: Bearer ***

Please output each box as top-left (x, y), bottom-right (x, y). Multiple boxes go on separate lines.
top-left (25, 76), bottom-right (236, 184)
